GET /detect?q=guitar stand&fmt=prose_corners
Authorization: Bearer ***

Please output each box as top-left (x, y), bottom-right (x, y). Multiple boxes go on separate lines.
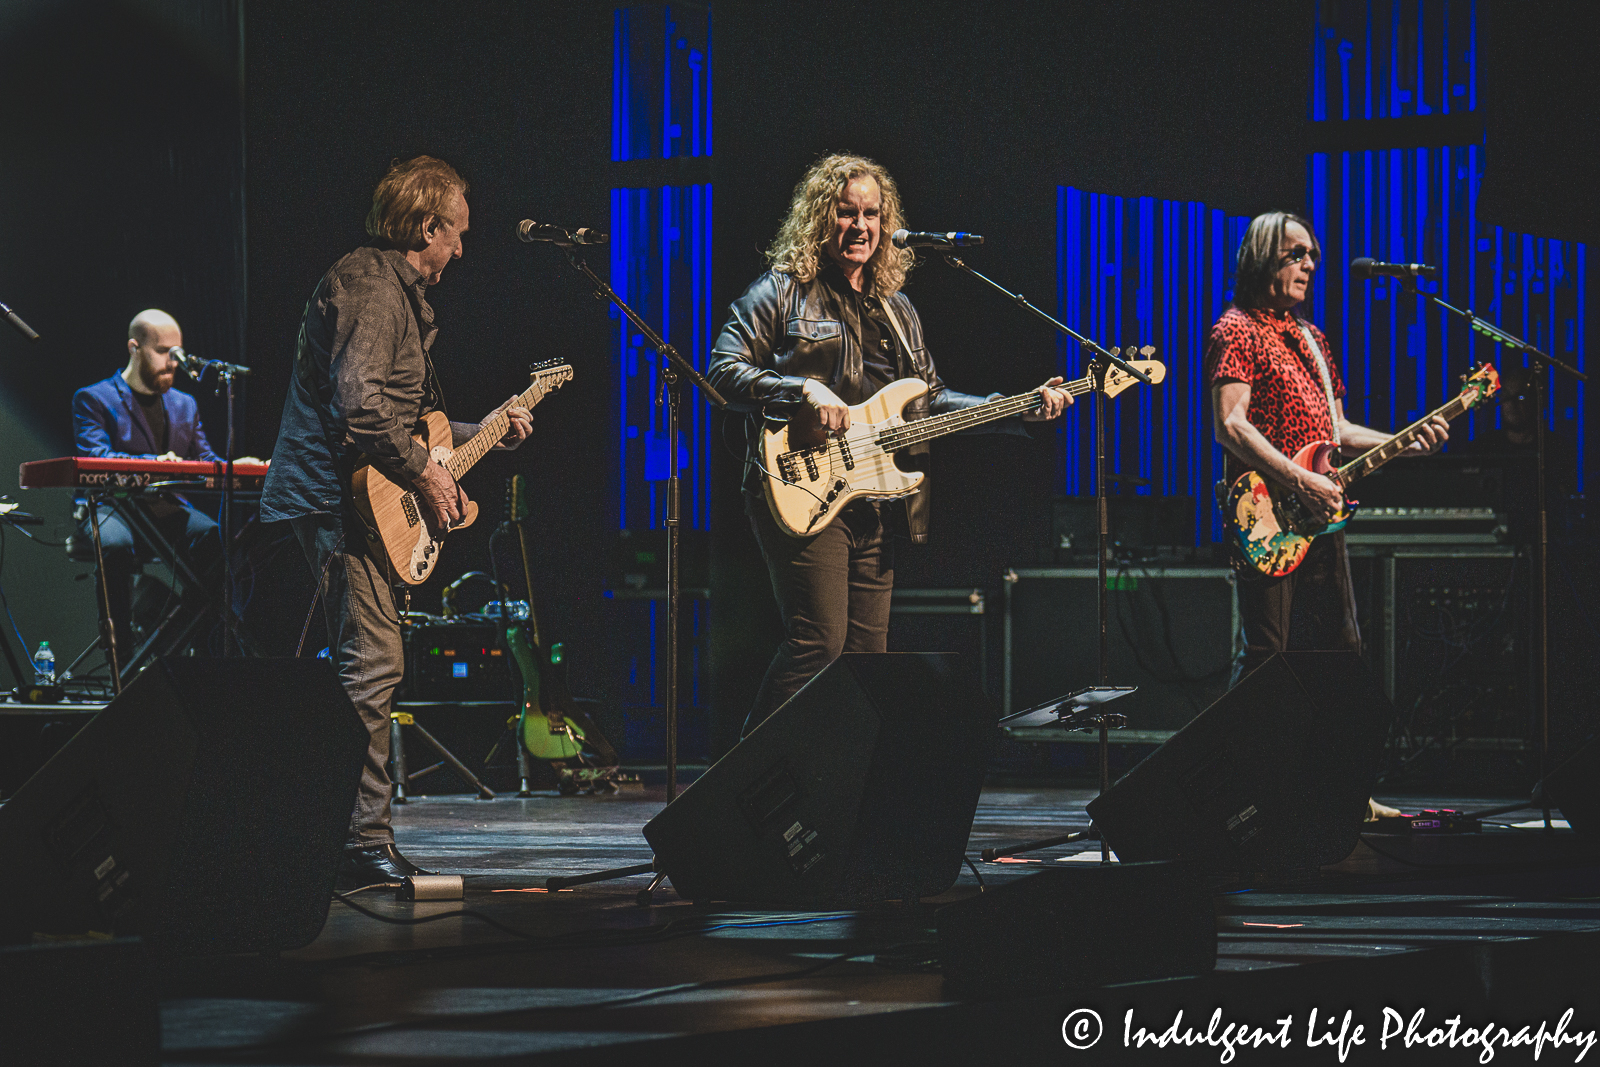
top-left (389, 710), bottom-right (496, 802)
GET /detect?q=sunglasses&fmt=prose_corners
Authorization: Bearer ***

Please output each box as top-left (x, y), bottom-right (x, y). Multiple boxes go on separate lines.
top-left (1281, 245), bottom-right (1321, 265)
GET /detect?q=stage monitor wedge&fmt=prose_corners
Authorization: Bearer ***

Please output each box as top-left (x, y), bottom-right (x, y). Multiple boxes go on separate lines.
top-left (1088, 651), bottom-right (1391, 871)
top-left (645, 653), bottom-right (993, 906)
top-left (1539, 736), bottom-right (1600, 838)
top-left (0, 658), bottom-right (366, 954)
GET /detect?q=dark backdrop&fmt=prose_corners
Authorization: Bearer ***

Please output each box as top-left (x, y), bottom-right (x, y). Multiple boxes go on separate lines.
top-left (239, 1), bottom-right (619, 708)
top-left (2, 0), bottom-right (1594, 762)
top-left (0, 0), bottom-right (245, 668)
top-left (708, 0), bottom-right (1309, 751)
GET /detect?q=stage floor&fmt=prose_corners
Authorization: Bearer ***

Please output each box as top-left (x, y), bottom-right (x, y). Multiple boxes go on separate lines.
top-left (158, 784), bottom-right (1600, 1065)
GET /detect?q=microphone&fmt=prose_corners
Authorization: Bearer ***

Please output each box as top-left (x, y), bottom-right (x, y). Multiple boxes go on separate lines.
top-left (891, 229), bottom-right (984, 249)
top-left (517, 220), bottom-right (609, 247)
top-left (168, 346), bottom-right (250, 377)
top-left (1351, 257), bottom-right (1439, 281)
top-left (0, 301), bottom-right (40, 342)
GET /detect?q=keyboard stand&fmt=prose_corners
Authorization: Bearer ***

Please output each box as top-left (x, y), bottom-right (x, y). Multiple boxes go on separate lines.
top-left (84, 489), bottom-right (264, 686)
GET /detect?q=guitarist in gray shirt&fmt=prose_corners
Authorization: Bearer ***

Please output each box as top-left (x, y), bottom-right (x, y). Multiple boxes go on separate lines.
top-left (261, 156), bottom-right (531, 889)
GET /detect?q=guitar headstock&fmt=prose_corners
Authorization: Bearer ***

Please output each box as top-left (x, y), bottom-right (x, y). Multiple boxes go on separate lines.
top-left (505, 473), bottom-right (529, 523)
top-left (528, 361), bottom-right (576, 398)
top-left (1458, 363), bottom-right (1501, 409)
top-left (1103, 346), bottom-right (1165, 399)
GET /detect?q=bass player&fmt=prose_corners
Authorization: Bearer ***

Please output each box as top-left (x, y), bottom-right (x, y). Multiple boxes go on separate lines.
top-left (707, 153), bottom-right (1072, 736)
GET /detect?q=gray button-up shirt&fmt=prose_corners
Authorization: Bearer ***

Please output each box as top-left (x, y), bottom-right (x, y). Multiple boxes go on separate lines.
top-left (261, 245), bottom-right (451, 522)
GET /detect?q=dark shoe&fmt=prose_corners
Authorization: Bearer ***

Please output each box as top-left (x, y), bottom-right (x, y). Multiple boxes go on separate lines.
top-left (379, 843), bottom-right (436, 878)
top-left (336, 843), bottom-right (435, 890)
top-left (336, 845), bottom-right (406, 891)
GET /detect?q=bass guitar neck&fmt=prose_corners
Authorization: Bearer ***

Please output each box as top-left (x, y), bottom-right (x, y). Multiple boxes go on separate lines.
top-left (761, 355), bottom-right (1165, 538)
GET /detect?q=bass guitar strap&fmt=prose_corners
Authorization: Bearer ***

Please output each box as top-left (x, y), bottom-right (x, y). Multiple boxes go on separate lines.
top-left (879, 295), bottom-right (917, 374)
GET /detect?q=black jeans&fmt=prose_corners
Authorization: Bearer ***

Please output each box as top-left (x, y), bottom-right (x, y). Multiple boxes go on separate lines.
top-left (1232, 530), bottom-right (1361, 685)
top-left (291, 514), bottom-right (403, 847)
top-left (745, 500), bottom-right (895, 735)
top-left (82, 500), bottom-right (220, 669)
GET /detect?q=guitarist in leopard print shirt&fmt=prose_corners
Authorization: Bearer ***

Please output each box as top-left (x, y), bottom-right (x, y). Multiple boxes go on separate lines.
top-left (1205, 212), bottom-right (1448, 693)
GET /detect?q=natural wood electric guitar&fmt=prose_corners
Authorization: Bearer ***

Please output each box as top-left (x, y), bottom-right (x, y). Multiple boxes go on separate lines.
top-left (761, 353), bottom-right (1164, 537)
top-left (1224, 363), bottom-right (1500, 577)
top-left (353, 363), bottom-right (573, 584)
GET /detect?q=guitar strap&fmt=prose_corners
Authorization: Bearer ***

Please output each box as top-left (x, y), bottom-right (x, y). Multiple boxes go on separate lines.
top-left (1295, 319), bottom-right (1341, 447)
top-left (878, 295), bottom-right (917, 377)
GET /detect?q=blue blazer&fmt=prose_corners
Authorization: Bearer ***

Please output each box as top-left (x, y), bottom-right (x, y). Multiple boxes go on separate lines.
top-left (72, 373), bottom-right (219, 461)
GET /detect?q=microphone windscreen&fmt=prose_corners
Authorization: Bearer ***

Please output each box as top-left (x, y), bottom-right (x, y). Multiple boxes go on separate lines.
top-left (1350, 257), bottom-right (1377, 279)
top-left (890, 229), bottom-right (911, 249)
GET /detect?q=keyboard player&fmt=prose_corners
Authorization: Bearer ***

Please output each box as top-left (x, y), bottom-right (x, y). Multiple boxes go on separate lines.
top-left (70, 309), bottom-right (227, 667)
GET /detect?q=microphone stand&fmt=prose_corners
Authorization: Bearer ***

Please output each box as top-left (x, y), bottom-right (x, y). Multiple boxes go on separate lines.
top-left (537, 241), bottom-right (726, 905)
top-left (555, 245), bottom-right (725, 805)
top-left (184, 355), bottom-right (252, 657)
top-left (1411, 283), bottom-right (1587, 829)
top-left (939, 251), bottom-right (1156, 865)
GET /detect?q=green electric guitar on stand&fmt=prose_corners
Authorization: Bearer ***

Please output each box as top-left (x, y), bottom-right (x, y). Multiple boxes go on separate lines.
top-left (502, 475), bottom-right (619, 789)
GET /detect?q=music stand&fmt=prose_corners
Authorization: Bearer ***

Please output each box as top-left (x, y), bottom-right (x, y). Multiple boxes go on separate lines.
top-left (935, 249), bottom-right (1158, 864)
top-left (980, 686), bottom-right (1137, 861)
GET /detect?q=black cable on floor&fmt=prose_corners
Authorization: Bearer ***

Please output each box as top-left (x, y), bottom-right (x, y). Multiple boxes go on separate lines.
top-left (325, 892), bottom-right (870, 971)
top-left (963, 856), bottom-right (985, 890)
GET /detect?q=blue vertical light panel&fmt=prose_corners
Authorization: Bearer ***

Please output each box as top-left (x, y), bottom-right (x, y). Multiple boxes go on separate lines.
top-left (1307, 1), bottom-right (1585, 489)
top-left (611, 5), bottom-right (713, 532)
top-left (1310, 0), bottom-right (1477, 122)
top-left (1056, 189), bottom-right (1249, 544)
top-left (611, 5), bottom-right (713, 718)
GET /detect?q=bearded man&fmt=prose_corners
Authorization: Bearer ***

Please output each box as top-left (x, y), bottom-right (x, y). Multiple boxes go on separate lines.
top-left (72, 308), bottom-right (222, 667)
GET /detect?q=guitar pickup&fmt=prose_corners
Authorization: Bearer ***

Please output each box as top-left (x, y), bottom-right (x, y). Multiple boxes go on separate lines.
top-left (802, 451), bottom-right (819, 481)
top-left (838, 438), bottom-right (855, 471)
top-left (778, 453), bottom-right (799, 482)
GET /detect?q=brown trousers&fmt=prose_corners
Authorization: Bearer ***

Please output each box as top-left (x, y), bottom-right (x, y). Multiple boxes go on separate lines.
top-left (1233, 531), bottom-right (1361, 685)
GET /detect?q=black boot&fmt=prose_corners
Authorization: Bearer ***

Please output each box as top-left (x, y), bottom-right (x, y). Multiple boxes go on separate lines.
top-left (381, 843), bottom-right (437, 878)
top-left (335, 843), bottom-right (435, 891)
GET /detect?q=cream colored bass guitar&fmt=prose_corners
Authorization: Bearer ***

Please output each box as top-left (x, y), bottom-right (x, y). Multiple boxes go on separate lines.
top-left (353, 363), bottom-right (573, 584)
top-left (760, 355), bottom-right (1163, 537)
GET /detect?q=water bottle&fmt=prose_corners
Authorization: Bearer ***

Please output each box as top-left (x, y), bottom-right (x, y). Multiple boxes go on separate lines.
top-left (32, 641), bottom-right (56, 686)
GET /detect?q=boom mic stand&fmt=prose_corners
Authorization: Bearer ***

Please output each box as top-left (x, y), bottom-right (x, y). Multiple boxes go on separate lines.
top-left (1406, 281), bottom-right (1587, 829)
top-left (533, 236), bottom-right (724, 904)
top-left (551, 242), bottom-right (725, 804)
top-left (937, 250), bottom-right (1157, 864)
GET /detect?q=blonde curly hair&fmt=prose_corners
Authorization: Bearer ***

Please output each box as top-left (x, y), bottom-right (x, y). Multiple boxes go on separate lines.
top-left (764, 153), bottom-right (915, 298)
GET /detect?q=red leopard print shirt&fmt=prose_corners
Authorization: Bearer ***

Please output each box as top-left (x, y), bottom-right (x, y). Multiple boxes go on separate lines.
top-left (1205, 306), bottom-right (1344, 480)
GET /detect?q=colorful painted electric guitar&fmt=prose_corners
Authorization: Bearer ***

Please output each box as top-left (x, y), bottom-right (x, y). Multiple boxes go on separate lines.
top-left (1225, 364), bottom-right (1501, 577)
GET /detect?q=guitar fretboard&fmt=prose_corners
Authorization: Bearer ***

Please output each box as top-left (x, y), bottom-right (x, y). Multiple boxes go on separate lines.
top-left (1335, 389), bottom-right (1476, 486)
top-left (444, 370), bottom-right (571, 479)
top-left (877, 377), bottom-right (1098, 452)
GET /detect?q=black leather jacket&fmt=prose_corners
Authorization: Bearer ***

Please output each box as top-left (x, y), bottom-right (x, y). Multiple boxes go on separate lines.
top-left (708, 268), bottom-right (1016, 543)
